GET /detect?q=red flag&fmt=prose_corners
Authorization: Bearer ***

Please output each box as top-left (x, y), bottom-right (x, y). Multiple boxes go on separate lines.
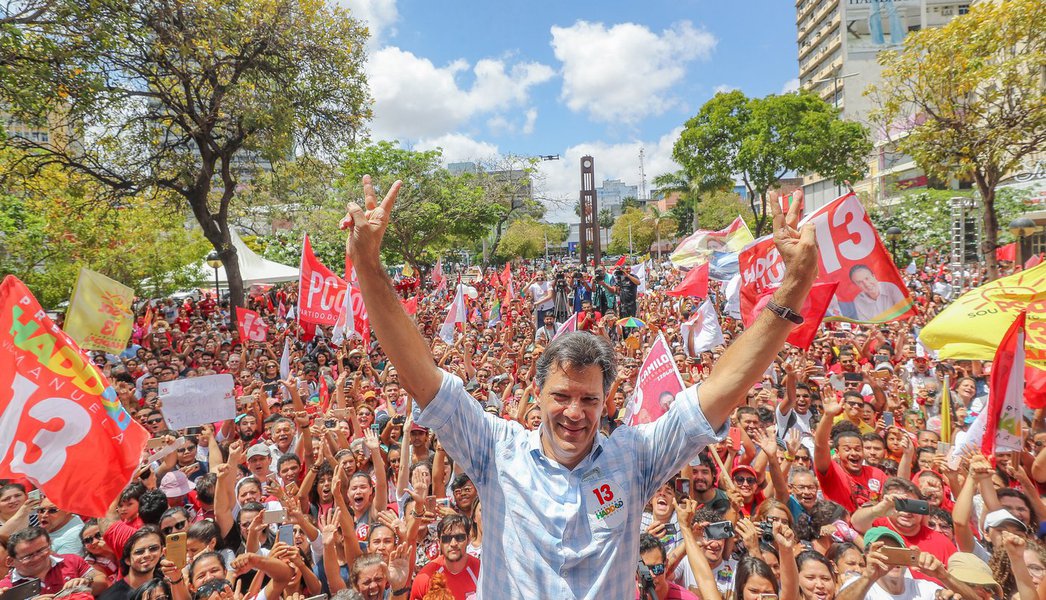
top-left (614, 255), bottom-right (628, 267)
top-left (236, 307), bottom-right (269, 343)
top-left (401, 296), bottom-right (418, 315)
top-left (624, 334), bottom-right (685, 426)
top-left (741, 282), bottom-right (839, 350)
top-left (298, 235), bottom-right (349, 327)
top-left (667, 263), bottom-right (709, 298)
top-left (982, 312), bottom-right (1026, 457)
top-left (1026, 254), bottom-right (1043, 269)
top-left (500, 263), bottom-right (515, 301)
top-left (738, 192), bottom-right (915, 324)
top-left (1027, 366), bottom-right (1046, 410)
top-left (0, 275), bottom-right (149, 517)
top-left (996, 243), bottom-right (1016, 262)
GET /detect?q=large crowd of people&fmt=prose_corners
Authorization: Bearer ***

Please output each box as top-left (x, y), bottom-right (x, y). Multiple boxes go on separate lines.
top-left (0, 184), bottom-right (1042, 600)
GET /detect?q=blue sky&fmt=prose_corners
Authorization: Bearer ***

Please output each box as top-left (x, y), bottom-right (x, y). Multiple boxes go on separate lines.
top-left (344, 0), bottom-right (799, 220)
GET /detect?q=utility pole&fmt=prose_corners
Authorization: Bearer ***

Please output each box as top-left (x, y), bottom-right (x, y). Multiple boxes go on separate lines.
top-left (639, 147), bottom-right (647, 201)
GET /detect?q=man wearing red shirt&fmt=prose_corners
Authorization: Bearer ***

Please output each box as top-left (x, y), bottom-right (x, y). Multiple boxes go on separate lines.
top-left (0, 527), bottom-right (107, 595)
top-left (410, 514), bottom-right (479, 600)
top-left (813, 399), bottom-right (886, 513)
top-left (850, 477), bottom-right (957, 584)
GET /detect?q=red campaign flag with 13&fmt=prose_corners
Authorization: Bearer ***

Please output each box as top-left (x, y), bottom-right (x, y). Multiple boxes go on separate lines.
top-left (738, 192), bottom-right (915, 325)
top-left (236, 307), bottom-right (269, 343)
top-left (741, 282), bottom-right (840, 350)
top-left (0, 275), bottom-right (149, 516)
top-left (624, 333), bottom-right (685, 426)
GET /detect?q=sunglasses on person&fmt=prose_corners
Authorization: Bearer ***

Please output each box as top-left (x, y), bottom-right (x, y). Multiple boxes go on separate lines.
top-left (733, 476), bottom-right (757, 485)
top-left (440, 533), bottom-right (467, 544)
top-left (81, 532), bottom-right (104, 545)
top-left (162, 520), bottom-right (188, 535)
top-left (647, 562), bottom-right (666, 577)
top-left (146, 417), bottom-right (165, 425)
top-left (36, 507), bottom-right (59, 515)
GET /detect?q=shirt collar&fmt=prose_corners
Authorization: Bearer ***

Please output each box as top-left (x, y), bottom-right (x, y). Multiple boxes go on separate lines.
top-left (525, 426), bottom-right (607, 472)
top-left (12, 555), bottom-right (62, 583)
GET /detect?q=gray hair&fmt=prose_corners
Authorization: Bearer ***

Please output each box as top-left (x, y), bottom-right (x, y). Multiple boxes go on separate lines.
top-left (535, 331), bottom-right (617, 397)
top-left (788, 467), bottom-right (817, 485)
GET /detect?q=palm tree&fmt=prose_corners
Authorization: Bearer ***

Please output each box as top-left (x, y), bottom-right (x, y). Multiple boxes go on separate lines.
top-left (653, 170), bottom-right (731, 232)
top-left (644, 206), bottom-right (669, 261)
top-left (598, 207), bottom-right (614, 247)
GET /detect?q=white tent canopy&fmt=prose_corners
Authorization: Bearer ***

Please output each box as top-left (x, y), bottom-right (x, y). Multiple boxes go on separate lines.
top-left (193, 229), bottom-right (299, 287)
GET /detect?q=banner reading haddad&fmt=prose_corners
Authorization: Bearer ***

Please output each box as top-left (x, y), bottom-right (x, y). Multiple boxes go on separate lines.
top-left (624, 334), bottom-right (685, 426)
top-left (0, 275), bottom-right (149, 517)
top-left (63, 267), bottom-right (135, 353)
top-left (738, 192), bottom-right (915, 324)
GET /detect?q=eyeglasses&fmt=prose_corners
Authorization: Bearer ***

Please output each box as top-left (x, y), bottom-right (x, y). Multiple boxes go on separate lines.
top-left (146, 417), bottom-right (165, 425)
top-left (733, 476), bottom-right (757, 485)
top-left (132, 544), bottom-right (162, 557)
top-left (791, 484), bottom-right (817, 492)
top-left (845, 401), bottom-right (863, 407)
top-left (440, 533), bottom-right (467, 544)
top-left (81, 532), bottom-right (103, 545)
top-left (647, 562), bottom-right (666, 577)
top-left (794, 454), bottom-right (812, 462)
top-left (162, 520), bottom-right (188, 535)
top-left (36, 507), bottom-right (60, 515)
top-left (16, 547), bottom-right (50, 562)
top-left (1028, 564), bottom-right (1046, 576)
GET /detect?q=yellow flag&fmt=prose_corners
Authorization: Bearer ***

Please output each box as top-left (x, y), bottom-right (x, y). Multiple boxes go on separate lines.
top-left (401, 264), bottom-right (414, 278)
top-left (64, 268), bottom-right (135, 353)
top-left (919, 261), bottom-right (1046, 370)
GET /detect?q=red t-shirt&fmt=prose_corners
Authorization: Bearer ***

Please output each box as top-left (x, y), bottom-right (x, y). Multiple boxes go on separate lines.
top-left (816, 460), bottom-right (886, 513)
top-left (409, 555), bottom-right (480, 600)
top-left (871, 517), bottom-right (957, 584)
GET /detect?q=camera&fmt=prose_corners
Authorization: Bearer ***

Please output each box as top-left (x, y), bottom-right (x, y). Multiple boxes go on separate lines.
top-left (757, 520), bottom-right (775, 544)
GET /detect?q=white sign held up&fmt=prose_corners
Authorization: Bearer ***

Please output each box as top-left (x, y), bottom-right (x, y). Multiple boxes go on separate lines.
top-left (159, 374), bottom-right (236, 430)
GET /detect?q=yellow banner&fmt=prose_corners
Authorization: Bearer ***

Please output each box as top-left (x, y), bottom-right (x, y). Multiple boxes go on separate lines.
top-left (63, 268), bottom-right (135, 353)
top-left (919, 262), bottom-right (1046, 370)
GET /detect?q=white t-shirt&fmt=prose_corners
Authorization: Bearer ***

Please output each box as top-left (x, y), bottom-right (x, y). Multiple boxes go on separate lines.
top-left (840, 570), bottom-right (942, 600)
top-left (528, 281), bottom-right (553, 311)
top-left (776, 405), bottom-right (814, 453)
top-left (675, 557), bottom-right (736, 595)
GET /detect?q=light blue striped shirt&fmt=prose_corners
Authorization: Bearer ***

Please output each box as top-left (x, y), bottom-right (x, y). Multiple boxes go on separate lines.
top-left (415, 370), bottom-right (728, 599)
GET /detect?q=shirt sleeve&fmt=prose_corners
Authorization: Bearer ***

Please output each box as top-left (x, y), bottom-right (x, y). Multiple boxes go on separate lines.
top-left (414, 370), bottom-right (519, 487)
top-left (631, 384), bottom-right (729, 502)
top-left (103, 520), bottom-right (136, 562)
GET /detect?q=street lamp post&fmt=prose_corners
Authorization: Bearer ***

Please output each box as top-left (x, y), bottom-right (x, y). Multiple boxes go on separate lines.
top-left (206, 251), bottom-right (222, 298)
top-left (885, 226), bottom-right (902, 264)
top-left (1008, 216), bottom-right (1039, 267)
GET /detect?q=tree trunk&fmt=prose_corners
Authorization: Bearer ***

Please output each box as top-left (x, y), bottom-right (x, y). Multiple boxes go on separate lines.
top-left (752, 190), bottom-right (769, 237)
top-left (656, 227), bottom-right (662, 261)
top-left (974, 171), bottom-right (999, 280)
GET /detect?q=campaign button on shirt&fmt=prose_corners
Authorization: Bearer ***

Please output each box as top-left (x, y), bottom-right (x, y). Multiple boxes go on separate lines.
top-left (583, 468), bottom-right (626, 530)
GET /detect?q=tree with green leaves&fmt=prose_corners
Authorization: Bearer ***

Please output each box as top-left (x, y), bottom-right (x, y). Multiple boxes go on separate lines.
top-left (653, 169), bottom-right (732, 234)
top-left (869, 0), bottom-right (1046, 279)
top-left (494, 217), bottom-right (566, 261)
top-left (674, 90), bottom-right (871, 236)
top-left (472, 156), bottom-right (546, 266)
top-left (0, 0), bottom-right (371, 308)
top-left (338, 142), bottom-right (504, 274)
top-left (620, 196), bottom-right (643, 212)
top-left (609, 208), bottom-right (655, 255)
top-left (598, 207), bottom-right (614, 247)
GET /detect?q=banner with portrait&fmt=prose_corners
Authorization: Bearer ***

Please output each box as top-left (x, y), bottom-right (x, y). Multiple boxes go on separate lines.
top-left (738, 192), bottom-right (915, 324)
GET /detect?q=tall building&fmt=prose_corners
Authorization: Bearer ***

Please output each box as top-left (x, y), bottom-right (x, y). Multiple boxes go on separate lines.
top-left (796, 0), bottom-right (974, 210)
top-left (596, 179), bottom-right (639, 216)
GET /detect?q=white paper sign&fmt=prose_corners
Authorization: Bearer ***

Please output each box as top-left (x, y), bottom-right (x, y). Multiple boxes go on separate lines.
top-left (159, 374), bottom-right (236, 430)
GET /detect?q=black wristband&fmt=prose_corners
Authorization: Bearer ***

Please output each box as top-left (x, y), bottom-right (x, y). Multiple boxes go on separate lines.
top-left (392, 587), bottom-right (411, 596)
top-left (765, 300), bottom-right (804, 325)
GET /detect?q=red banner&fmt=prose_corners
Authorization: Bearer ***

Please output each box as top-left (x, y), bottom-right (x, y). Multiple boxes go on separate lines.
top-left (738, 192), bottom-right (914, 324)
top-left (624, 334), bottom-right (685, 426)
top-left (0, 275), bottom-right (149, 517)
top-left (741, 282), bottom-right (840, 350)
top-left (236, 307), bottom-right (269, 343)
top-left (298, 235), bottom-right (348, 326)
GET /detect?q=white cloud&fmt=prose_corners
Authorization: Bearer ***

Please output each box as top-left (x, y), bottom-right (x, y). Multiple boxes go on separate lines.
top-left (550, 20), bottom-right (716, 123)
top-left (522, 108), bottom-right (538, 135)
top-left (537, 127), bottom-right (684, 222)
top-left (414, 134), bottom-right (499, 164)
top-left (714, 84), bottom-right (738, 95)
top-left (781, 77), bottom-right (800, 94)
top-left (337, 0), bottom-right (399, 46)
top-left (367, 47), bottom-right (554, 142)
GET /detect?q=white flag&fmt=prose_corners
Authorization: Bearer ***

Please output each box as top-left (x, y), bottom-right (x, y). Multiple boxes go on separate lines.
top-left (331, 286), bottom-right (356, 344)
top-left (438, 284), bottom-right (466, 344)
top-left (553, 312), bottom-right (579, 340)
top-left (724, 273), bottom-right (742, 320)
top-left (682, 299), bottom-right (724, 356)
top-left (905, 260), bottom-right (917, 275)
top-left (631, 262), bottom-right (648, 294)
top-left (279, 337), bottom-right (291, 379)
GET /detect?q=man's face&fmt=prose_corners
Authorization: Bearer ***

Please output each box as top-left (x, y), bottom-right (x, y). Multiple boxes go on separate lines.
top-left (835, 436), bottom-right (865, 474)
top-left (839, 355), bottom-right (856, 372)
top-left (795, 388), bottom-right (812, 413)
top-left (1000, 497), bottom-right (1031, 526)
top-left (844, 397), bottom-right (863, 420)
top-left (410, 430), bottom-right (427, 448)
top-left (439, 524), bottom-right (469, 563)
top-left (640, 547), bottom-right (668, 589)
top-left (889, 491), bottom-right (924, 532)
top-left (238, 416), bottom-right (258, 439)
top-left (37, 498), bottom-right (69, 532)
top-left (917, 430), bottom-right (939, 449)
top-left (851, 268), bottom-right (881, 298)
top-left (863, 439), bottom-right (885, 465)
top-left (272, 422), bottom-right (294, 449)
top-left (538, 363), bottom-right (604, 468)
top-left (247, 455), bottom-right (271, 477)
top-left (544, 314), bottom-right (554, 326)
top-left (11, 535), bottom-right (51, 577)
top-left (189, 554), bottom-right (226, 590)
top-left (737, 412), bottom-right (760, 437)
top-left (279, 459), bottom-right (301, 484)
top-left (692, 466), bottom-right (714, 493)
top-left (128, 534), bottom-right (163, 576)
top-left (790, 472), bottom-right (819, 509)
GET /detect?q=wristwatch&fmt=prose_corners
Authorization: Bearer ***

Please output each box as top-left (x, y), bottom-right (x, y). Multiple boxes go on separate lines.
top-left (765, 300), bottom-right (804, 325)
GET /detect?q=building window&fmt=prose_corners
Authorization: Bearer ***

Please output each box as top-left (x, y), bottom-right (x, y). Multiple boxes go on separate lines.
top-left (958, 5), bottom-right (970, 15)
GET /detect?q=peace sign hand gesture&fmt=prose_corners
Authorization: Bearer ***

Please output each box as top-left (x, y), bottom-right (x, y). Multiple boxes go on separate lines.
top-left (769, 189), bottom-right (818, 287)
top-left (342, 175), bottom-right (403, 266)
